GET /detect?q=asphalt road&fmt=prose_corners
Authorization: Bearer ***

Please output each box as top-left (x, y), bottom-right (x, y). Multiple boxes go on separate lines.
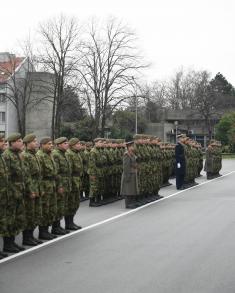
top-left (0, 159), bottom-right (235, 293)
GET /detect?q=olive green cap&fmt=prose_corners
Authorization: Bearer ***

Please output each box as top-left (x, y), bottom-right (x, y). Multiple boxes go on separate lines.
top-left (69, 137), bottom-right (79, 146)
top-left (40, 137), bottom-right (52, 145)
top-left (54, 137), bottom-right (68, 145)
top-left (23, 133), bottom-right (36, 144)
top-left (7, 133), bottom-right (22, 142)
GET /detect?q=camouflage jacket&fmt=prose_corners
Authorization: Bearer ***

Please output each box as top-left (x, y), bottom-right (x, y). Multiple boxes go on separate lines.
top-left (66, 149), bottom-right (83, 192)
top-left (22, 149), bottom-right (41, 198)
top-left (52, 149), bottom-right (71, 192)
top-left (88, 147), bottom-right (101, 176)
top-left (3, 148), bottom-right (25, 199)
top-left (36, 149), bottom-right (57, 194)
top-left (0, 150), bottom-right (8, 201)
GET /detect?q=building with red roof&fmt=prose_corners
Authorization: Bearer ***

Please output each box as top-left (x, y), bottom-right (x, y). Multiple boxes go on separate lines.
top-left (0, 52), bottom-right (54, 137)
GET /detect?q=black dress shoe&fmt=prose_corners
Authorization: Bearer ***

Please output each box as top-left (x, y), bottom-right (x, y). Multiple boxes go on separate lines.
top-left (73, 224), bottom-right (82, 230)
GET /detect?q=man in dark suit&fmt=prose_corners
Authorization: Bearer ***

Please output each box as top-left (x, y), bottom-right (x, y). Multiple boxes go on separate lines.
top-left (175, 134), bottom-right (186, 190)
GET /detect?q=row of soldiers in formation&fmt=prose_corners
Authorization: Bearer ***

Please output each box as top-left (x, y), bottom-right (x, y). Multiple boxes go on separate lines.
top-left (204, 139), bottom-right (223, 179)
top-left (0, 132), bottom-right (223, 258)
top-left (0, 133), bottom-right (90, 259)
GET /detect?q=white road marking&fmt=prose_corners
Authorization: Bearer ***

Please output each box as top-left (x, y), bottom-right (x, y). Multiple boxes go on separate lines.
top-left (1, 171), bottom-right (234, 265)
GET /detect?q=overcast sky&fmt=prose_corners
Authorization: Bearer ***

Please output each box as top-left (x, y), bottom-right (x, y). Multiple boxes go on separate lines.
top-left (1, 0), bottom-right (234, 84)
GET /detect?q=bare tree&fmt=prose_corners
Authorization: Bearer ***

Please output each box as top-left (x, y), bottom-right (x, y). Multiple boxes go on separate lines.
top-left (0, 51), bottom-right (39, 136)
top-left (166, 69), bottom-right (202, 110)
top-left (76, 18), bottom-right (147, 137)
top-left (194, 70), bottom-right (219, 138)
top-left (38, 14), bottom-right (80, 138)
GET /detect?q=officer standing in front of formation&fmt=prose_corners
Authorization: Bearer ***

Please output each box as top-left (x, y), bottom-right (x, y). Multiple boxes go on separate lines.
top-left (36, 137), bottom-right (57, 240)
top-left (3, 133), bottom-right (26, 253)
top-left (52, 137), bottom-right (71, 235)
top-left (65, 138), bottom-right (83, 230)
top-left (120, 141), bottom-right (139, 209)
top-left (175, 134), bottom-right (186, 190)
top-left (22, 134), bottom-right (43, 246)
top-left (0, 134), bottom-right (9, 258)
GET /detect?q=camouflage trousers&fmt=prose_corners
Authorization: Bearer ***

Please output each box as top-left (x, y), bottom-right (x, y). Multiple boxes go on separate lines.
top-left (24, 196), bottom-right (42, 230)
top-left (67, 178), bottom-right (81, 215)
top-left (6, 194), bottom-right (25, 236)
top-left (66, 190), bottom-right (80, 216)
top-left (0, 192), bottom-right (8, 236)
top-left (40, 192), bottom-right (57, 226)
top-left (82, 174), bottom-right (90, 197)
top-left (55, 191), bottom-right (67, 221)
top-left (89, 175), bottom-right (102, 199)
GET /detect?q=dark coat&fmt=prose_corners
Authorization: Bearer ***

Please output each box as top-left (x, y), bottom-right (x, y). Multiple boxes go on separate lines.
top-left (175, 143), bottom-right (186, 175)
top-left (120, 152), bottom-right (139, 196)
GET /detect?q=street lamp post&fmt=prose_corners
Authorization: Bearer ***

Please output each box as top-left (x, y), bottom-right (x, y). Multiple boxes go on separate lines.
top-left (174, 120), bottom-right (178, 143)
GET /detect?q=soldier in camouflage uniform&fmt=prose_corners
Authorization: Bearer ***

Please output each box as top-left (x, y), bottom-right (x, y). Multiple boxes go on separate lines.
top-left (36, 137), bottom-right (57, 240)
top-left (0, 135), bottom-right (9, 258)
top-left (88, 138), bottom-right (104, 207)
top-left (22, 134), bottom-right (43, 246)
top-left (80, 142), bottom-right (92, 200)
top-left (65, 138), bottom-right (83, 230)
top-left (3, 133), bottom-right (26, 253)
top-left (52, 137), bottom-right (71, 235)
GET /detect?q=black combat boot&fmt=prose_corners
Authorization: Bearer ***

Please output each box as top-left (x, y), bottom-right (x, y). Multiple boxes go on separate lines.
top-left (125, 196), bottom-right (138, 209)
top-left (3, 237), bottom-right (20, 253)
top-left (29, 229), bottom-right (43, 244)
top-left (23, 230), bottom-right (38, 246)
top-left (51, 221), bottom-right (67, 235)
top-left (39, 226), bottom-right (55, 240)
top-left (0, 251), bottom-right (8, 258)
top-left (12, 236), bottom-right (25, 251)
top-left (89, 197), bottom-right (99, 207)
top-left (65, 215), bottom-right (82, 231)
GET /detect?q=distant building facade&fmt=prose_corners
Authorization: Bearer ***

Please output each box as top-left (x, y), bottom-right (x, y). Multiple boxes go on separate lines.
top-left (0, 52), bottom-right (54, 138)
top-left (145, 108), bottom-right (222, 147)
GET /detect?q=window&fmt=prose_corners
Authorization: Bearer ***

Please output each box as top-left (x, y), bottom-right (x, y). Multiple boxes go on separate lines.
top-left (0, 112), bottom-right (6, 123)
top-left (0, 93), bottom-right (6, 103)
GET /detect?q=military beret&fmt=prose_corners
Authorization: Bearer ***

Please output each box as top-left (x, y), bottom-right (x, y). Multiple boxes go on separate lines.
top-left (126, 141), bottom-right (134, 147)
top-left (7, 133), bottom-right (22, 142)
top-left (86, 142), bottom-right (93, 147)
top-left (0, 134), bottom-right (5, 141)
top-left (40, 137), bottom-right (52, 145)
top-left (23, 133), bottom-right (36, 144)
top-left (54, 137), bottom-right (68, 145)
top-left (93, 137), bottom-right (104, 143)
top-left (69, 138), bottom-right (79, 146)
